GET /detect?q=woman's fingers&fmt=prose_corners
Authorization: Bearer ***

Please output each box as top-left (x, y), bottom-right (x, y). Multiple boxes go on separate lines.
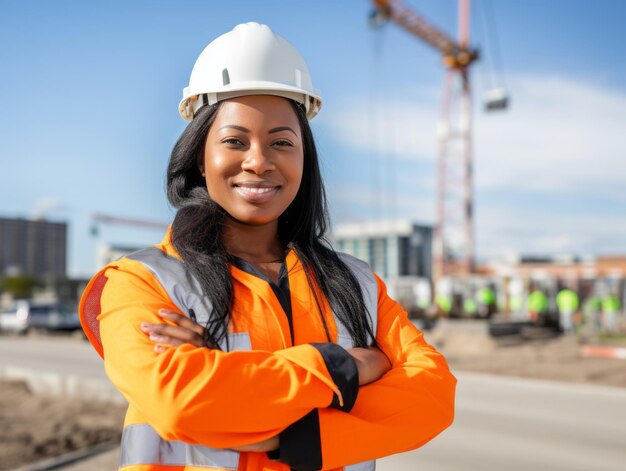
top-left (141, 322), bottom-right (196, 340)
top-left (157, 309), bottom-right (205, 336)
top-left (141, 322), bottom-right (204, 347)
top-left (148, 331), bottom-right (185, 347)
top-left (140, 310), bottom-right (205, 349)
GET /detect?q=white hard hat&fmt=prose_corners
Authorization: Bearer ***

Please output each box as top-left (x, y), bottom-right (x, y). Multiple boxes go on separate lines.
top-left (179, 22), bottom-right (322, 121)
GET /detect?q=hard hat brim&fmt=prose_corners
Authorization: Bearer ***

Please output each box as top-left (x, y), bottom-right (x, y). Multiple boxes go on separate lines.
top-left (179, 82), bottom-right (322, 122)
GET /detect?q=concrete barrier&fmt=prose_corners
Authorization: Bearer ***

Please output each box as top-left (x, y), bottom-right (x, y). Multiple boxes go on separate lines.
top-left (0, 364), bottom-right (126, 404)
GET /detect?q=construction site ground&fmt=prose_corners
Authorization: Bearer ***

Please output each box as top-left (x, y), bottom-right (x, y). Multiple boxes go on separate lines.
top-left (2, 322), bottom-right (626, 470)
top-left (0, 379), bottom-right (125, 471)
top-left (429, 323), bottom-right (626, 389)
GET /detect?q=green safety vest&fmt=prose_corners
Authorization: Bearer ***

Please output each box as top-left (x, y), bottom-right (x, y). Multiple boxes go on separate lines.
top-left (602, 295), bottom-right (620, 314)
top-left (464, 298), bottom-right (477, 314)
top-left (436, 295), bottom-right (452, 315)
top-left (477, 287), bottom-right (495, 306)
top-left (528, 290), bottom-right (548, 313)
top-left (556, 289), bottom-right (579, 312)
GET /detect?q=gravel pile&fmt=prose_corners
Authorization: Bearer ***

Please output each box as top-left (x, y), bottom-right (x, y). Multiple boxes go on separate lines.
top-left (0, 380), bottom-right (125, 470)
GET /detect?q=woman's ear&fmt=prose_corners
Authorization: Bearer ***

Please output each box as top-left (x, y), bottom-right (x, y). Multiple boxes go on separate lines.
top-left (198, 162), bottom-right (205, 177)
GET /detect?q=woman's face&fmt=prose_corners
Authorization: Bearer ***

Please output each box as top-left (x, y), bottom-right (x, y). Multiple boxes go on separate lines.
top-left (201, 95), bottom-right (304, 227)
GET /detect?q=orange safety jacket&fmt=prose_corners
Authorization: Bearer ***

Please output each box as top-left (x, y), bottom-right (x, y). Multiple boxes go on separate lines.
top-left (79, 229), bottom-right (456, 471)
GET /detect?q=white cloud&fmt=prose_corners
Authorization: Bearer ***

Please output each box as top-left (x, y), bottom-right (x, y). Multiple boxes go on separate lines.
top-left (326, 74), bottom-right (626, 198)
top-left (325, 89), bottom-right (439, 162)
top-left (475, 75), bottom-right (626, 197)
top-left (476, 206), bottom-right (626, 258)
top-left (328, 183), bottom-right (434, 223)
top-left (323, 75), bottom-right (626, 256)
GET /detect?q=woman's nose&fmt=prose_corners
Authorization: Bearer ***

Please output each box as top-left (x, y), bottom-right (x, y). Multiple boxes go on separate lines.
top-left (241, 145), bottom-right (275, 174)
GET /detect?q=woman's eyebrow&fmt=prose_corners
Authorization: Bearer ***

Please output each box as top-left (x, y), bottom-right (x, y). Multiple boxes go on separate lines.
top-left (268, 126), bottom-right (297, 136)
top-left (217, 125), bottom-right (249, 133)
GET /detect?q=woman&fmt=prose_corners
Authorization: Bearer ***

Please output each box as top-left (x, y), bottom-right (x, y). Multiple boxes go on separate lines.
top-left (80, 22), bottom-right (456, 471)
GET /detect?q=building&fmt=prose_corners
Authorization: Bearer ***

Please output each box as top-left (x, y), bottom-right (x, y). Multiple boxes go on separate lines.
top-left (97, 243), bottom-right (142, 269)
top-left (333, 220), bottom-right (433, 280)
top-left (0, 217), bottom-right (67, 278)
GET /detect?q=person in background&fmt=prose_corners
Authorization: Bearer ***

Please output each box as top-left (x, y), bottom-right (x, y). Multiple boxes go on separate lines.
top-left (436, 293), bottom-right (453, 317)
top-left (602, 292), bottom-right (621, 332)
top-left (508, 293), bottom-right (524, 318)
top-left (556, 288), bottom-right (579, 333)
top-left (582, 294), bottom-right (602, 331)
top-left (527, 288), bottom-right (548, 323)
top-left (463, 295), bottom-right (478, 317)
top-left (79, 22), bottom-right (456, 471)
top-left (476, 285), bottom-right (496, 318)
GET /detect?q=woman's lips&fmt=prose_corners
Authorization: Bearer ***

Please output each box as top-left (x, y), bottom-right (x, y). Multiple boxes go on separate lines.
top-left (233, 183), bottom-right (280, 204)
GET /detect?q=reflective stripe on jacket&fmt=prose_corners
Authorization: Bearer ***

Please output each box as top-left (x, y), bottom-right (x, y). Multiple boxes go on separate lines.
top-left (124, 246), bottom-right (378, 352)
top-left (79, 230), bottom-right (456, 471)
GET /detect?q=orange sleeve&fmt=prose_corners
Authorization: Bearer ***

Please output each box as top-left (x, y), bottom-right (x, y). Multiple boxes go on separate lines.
top-left (97, 260), bottom-right (341, 448)
top-left (316, 274), bottom-right (456, 470)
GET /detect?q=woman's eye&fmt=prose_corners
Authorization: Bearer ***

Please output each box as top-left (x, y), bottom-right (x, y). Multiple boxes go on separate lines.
top-left (222, 138), bottom-right (244, 146)
top-left (272, 139), bottom-right (293, 147)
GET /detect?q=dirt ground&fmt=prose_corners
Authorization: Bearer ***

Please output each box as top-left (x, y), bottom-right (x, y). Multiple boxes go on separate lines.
top-left (2, 331), bottom-right (626, 470)
top-left (431, 329), bottom-right (626, 388)
top-left (0, 380), bottom-right (126, 471)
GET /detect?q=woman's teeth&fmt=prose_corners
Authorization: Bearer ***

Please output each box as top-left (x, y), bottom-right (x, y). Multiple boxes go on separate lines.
top-left (237, 187), bottom-right (275, 194)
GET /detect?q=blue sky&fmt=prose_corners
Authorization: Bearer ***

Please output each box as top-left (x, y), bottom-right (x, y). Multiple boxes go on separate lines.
top-left (1, 0), bottom-right (626, 277)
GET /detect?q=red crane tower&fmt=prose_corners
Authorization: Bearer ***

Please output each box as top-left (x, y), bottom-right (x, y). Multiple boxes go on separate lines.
top-left (370, 0), bottom-right (488, 287)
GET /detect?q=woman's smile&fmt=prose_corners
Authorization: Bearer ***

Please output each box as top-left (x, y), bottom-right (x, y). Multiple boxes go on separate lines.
top-left (233, 181), bottom-right (281, 204)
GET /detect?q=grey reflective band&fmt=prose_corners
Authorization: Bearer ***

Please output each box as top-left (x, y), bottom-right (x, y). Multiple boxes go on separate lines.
top-left (346, 460), bottom-right (376, 471)
top-left (125, 248), bottom-right (228, 350)
top-left (126, 247), bottom-right (379, 349)
top-left (337, 253), bottom-right (379, 346)
top-left (126, 248), bottom-right (213, 326)
top-left (120, 424), bottom-right (239, 469)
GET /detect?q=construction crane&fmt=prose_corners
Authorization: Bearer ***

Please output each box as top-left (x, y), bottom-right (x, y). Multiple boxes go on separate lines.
top-left (370, 0), bottom-right (506, 286)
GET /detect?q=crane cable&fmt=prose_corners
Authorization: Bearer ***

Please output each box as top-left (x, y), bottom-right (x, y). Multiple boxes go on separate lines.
top-left (369, 26), bottom-right (385, 222)
top-left (485, 0), bottom-right (506, 89)
top-left (370, 23), bottom-right (403, 226)
top-left (476, 0), bottom-right (507, 92)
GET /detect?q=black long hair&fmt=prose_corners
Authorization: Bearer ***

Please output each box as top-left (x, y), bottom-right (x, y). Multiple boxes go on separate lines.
top-left (167, 100), bottom-right (375, 349)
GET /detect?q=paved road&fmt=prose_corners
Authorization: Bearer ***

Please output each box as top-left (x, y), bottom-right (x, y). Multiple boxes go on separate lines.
top-left (0, 335), bottom-right (123, 403)
top-left (0, 335), bottom-right (101, 377)
top-left (377, 372), bottom-right (626, 471)
top-left (2, 336), bottom-right (626, 471)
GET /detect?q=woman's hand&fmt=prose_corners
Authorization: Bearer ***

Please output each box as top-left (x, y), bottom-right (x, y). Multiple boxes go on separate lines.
top-left (140, 309), bottom-right (205, 352)
top-left (347, 347), bottom-right (392, 386)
